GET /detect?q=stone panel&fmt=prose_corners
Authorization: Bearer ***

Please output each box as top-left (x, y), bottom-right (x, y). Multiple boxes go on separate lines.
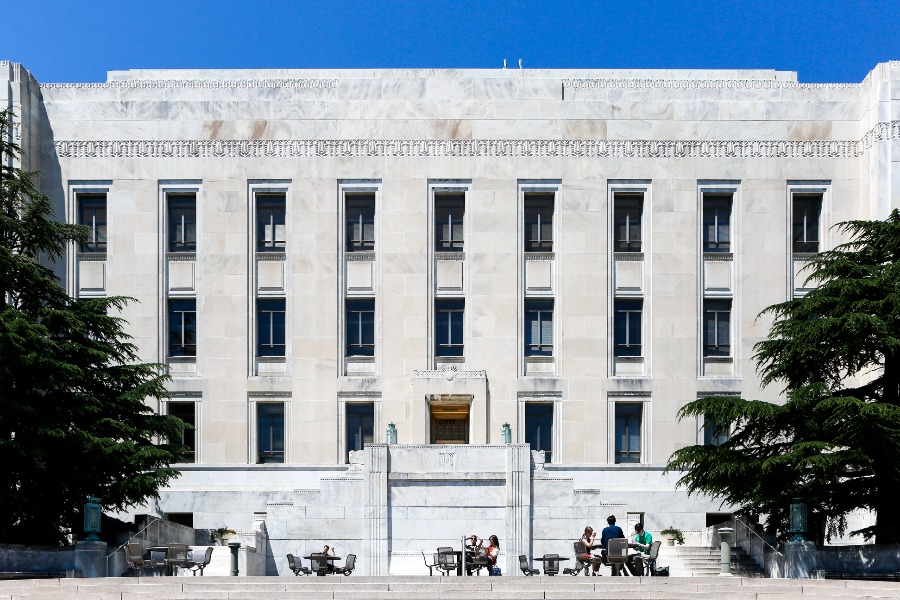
top-left (77, 258), bottom-right (106, 295)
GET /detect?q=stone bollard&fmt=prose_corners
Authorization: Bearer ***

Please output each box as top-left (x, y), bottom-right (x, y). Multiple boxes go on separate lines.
top-left (228, 542), bottom-right (241, 576)
top-left (718, 527), bottom-right (734, 576)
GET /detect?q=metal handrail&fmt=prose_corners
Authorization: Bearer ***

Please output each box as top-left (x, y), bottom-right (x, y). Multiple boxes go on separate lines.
top-left (732, 515), bottom-right (784, 559)
top-left (106, 516), bottom-right (163, 559)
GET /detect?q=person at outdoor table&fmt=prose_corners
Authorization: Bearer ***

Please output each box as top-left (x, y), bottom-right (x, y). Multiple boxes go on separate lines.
top-left (484, 535), bottom-right (500, 566)
top-left (320, 544), bottom-right (336, 574)
top-left (630, 523), bottom-right (653, 574)
top-left (599, 515), bottom-right (625, 565)
top-left (580, 526), bottom-right (601, 575)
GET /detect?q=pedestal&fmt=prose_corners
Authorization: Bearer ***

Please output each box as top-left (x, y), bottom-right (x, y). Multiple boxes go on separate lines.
top-left (784, 540), bottom-right (817, 579)
top-left (74, 540), bottom-right (108, 578)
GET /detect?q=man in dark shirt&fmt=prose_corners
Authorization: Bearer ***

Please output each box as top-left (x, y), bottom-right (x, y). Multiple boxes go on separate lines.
top-left (599, 515), bottom-right (626, 573)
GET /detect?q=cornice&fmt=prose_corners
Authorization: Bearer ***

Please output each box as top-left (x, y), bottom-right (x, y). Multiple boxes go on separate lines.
top-left (40, 78), bottom-right (337, 90)
top-left (46, 121), bottom-right (899, 159)
top-left (563, 78), bottom-right (862, 90)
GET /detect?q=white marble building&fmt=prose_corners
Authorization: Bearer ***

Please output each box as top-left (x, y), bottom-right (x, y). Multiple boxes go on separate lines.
top-left (2, 59), bottom-right (898, 575)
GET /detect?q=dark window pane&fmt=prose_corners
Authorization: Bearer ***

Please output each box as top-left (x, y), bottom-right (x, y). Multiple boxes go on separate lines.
top-left (703, 194), bottom-right (732, 252)
top-left (257, 403), bottom-right (284, 463)
top-left (615, 403), bottom-right (642, 463)
top-left (346, 195), bottom-right (375, 252)
top-left (257, 299), bottom-right (286, 357)
top-left (614, 194), bottom-right (643, 252)
top-left (168, 299), bottom-right (197, 357)
top-left (435, 299), bottom-right (464, 356)
top-left (524, 194), bottom-right (553, 252)
top-left (78, 195), bottom-right (107, 253)
top-left (346, 403), bottom-right (375, 460)
top-left (168, 195), bottom-right (196, 252)
top-left (525, 300), bottom-right (553, 356)
top-left (346, 299), bottom-right (375, 356)
top-left (257, 194), bottom-right (286, 252)
top-left (614, 299), bottom-right (642, 357)
top-left (704, 415), bottom-right (729, 446)
top-left (168, 402), bottom-right (196, 463)
top-left (793, 194), bottom-right (821, 253)
top-left (435, 194), bottom-right (465, 251)
top-left (525, 403), bottom-right (553, 462)
top-left (703, 299), bottom-right (731, 357)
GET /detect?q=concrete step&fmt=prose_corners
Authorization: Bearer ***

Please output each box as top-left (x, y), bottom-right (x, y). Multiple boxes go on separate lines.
top-left (1, 576), bottom-right (898, 600)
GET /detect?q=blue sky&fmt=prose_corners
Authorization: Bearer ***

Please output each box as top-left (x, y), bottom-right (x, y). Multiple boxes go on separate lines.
top-left (4, 1), bottom-right (899, 83)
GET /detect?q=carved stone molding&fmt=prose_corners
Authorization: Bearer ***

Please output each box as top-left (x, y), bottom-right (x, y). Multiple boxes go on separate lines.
top-left (563, 78), bottom-right (862, 90)
top-left (48, 122), bottom-right (900, 160)
top-left (41, 78), bottom-right (337, 90)
top-left (413, 368), bottom-right (487, 379)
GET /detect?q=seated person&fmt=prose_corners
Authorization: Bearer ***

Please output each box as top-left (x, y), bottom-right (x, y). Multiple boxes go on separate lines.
top-left (579, 526), bottom-right (601, 575)
top-left (320, 544), bottom-right (336, 573)
top-left (630, 523), bottom-right (654, 574)
top-left (485, 535), bottom-right (500, 566)
top-left (599, 515), bottom-right (625, 568)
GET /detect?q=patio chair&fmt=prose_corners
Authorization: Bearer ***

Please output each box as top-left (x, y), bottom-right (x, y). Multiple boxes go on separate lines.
top-left (543, 553), bottom-right (560, 576)
top-left (124, 543), bottom-right (147, 576)
top-left (518, 554), bottom-right (540, 576)
top-left (565, 541), bottom-right (595, 575)
top-left (189, 546), bottom-right (214, 576)
top-left (436, 547), bottom-right (458, 575)
top-left (334, 553), bottom-right (356, 576)
top-left (633, 540), bottom-right (661, 576)
top-left (309, 553), bottom-right (329, 576)
top-left (422, 552), bottom-right (439, 576)
top-left (606, 538), bottom-right (630, 576)
top-left (166, 544), bottom-right (191, 574)
top-left (286, 553), bottom-right (312, 576)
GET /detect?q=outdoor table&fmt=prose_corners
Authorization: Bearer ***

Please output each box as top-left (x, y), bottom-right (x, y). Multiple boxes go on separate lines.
top-left (303, 555), bottom-right (342, 576)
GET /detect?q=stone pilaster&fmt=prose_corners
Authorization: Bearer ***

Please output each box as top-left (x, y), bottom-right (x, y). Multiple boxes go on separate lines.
top-left (364, 443), bottom-right (389, 575)
top-left (505, 443), bottom-right (532, 575)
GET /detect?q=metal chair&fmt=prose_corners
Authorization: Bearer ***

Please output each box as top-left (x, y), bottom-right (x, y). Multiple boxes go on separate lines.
top-left (422, 552), bottom-right (439, 576)
top-left (334, 553), bottom-right (356, 576)
top-left (189, 547), bottom-right (214, 576)
top-left (518, 554), bottom-right (540, 576)
top-left (309, 553), bottom-right (329, 576)
top-left (634, 540), bottom-right (661, 575)
top-left (566, 541), bottom-right (600, 576)
top-left (124, 543), bottom-right (147, 576)
top-left (543, 553), bottom-right (560, 576)
top-left (607, 538), bottom-right (630, 576)
top-left (286, 553), bottom-right (312, 576)
top-left (166, 544), bottom-right (191, 574)
top-left (436, 547), bottom-right (458, 575)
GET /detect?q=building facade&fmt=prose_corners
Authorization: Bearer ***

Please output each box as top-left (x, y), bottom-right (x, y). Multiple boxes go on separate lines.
top-left (2, 60), bottom-right (898, 575)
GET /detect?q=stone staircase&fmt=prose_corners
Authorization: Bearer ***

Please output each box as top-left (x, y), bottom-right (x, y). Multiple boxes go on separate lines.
top-left (659, 545), bottom-right (766, 578)
top-left (2, 576), bottom-right (899, 600)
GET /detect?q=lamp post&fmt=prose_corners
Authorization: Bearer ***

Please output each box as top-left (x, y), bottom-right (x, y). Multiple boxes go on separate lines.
top-left (501, 422), bottom-right (512, 444)
top-left (83, 497), bottom-right (102, 541)
top-left (386, 422), bottom-right (398, 445)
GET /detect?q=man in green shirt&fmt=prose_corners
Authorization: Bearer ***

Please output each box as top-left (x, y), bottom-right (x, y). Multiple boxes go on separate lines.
top-left (630, 523), bottom-right (654, 574)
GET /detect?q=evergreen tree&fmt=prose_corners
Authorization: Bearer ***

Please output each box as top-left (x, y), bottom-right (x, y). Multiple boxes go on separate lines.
top-left (667, 210), bottom-right (900, 544)
top-left (0, 110), bottom-right (184, 545)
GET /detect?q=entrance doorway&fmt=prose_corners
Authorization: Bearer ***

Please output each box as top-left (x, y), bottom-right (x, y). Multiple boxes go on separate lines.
top-left (428, 395), bottom-right (471, 444)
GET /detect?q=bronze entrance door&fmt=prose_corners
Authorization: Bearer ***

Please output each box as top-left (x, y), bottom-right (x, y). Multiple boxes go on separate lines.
top-left (429, 398), bottom-right (470, 444)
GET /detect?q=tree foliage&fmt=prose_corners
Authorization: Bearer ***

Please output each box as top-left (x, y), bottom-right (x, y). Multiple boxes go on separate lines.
top-left (0, 110), bottom-right (184, 545)
top-left (667, 210), bottom-right (900, 545)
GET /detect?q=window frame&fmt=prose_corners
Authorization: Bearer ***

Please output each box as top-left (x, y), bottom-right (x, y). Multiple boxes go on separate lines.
top-left (256, 298), bottom-right (287, 358)
top-left (346, 298), bottom-right (375, 357)
top-left (524, 402), bottom-right (554, 463)
top-left (613, 192), bottom-right (644, 253)
top-left (255, 401), bottom-right (286, 464)
top-left (167, 298), bottom-right (197, 358)
top-left (167, 193), bottom-right (197, 253)
top-left (524, 299), bottom-right (554, 357)
top-left (607, 395), bottom-right (650, 465)
top-left (345, 402), bottom-right (375, 460)
top-left (77, 193), bottom-right (108, 253)
top-left (256, 192), bottom-right (287, 253)
top-left (703, 298), bottom-right (732, 357)
top-left (791, 192), bottom-right (823, 254)
top-left (345, 193), bottom-right (376, 253)
top-left (166, 400), bottom-right (197, 463)
top-left (613, 298), bottom-right (643, 357)
top-left (434, 192), bottom-right (466, 252)
top-left (702, 192), bottom-right (733, 254)
top-left (435, 299), bottom-right (465, 357)
top-left (523, 192), bottom-right (555, 253)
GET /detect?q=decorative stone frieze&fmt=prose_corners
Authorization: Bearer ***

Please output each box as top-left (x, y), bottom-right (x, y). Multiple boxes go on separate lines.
top-left (41, 78), bottom-right (337, 90)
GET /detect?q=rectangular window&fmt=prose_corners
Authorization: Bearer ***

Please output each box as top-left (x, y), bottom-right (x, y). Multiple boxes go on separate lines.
top-left (257, 403), bottom-right (284, 463)
top-left (168, 299), bottom-right (197, 357)
top-left (167, 194), bottom-right (197, 253)
top-left (614, 299), bottom-right (642, 357)
top-left (703, 194), bottom-right (732, 253)
top-left (257, 193), bottom-right (286, 252)
top-left (435, 299), bottom-right (464, 357)
top-left (524, 299), bottom-right (553, 356)
top-left (346, 194), bottom-right (375, 252)
top-left (78, 194), bottom-right (107, 253)
top-left (614, 403), bottom-right (642, 464)
top-left (435, 193), bottom-right (465, 251)
top-left (168, 402), bottom-right (196, 463)
top-left (793, 194), bottom-right (822, 253)
top-left (703, 299), bottom-right (731, 357)
top-left (703, 414), bottom-right (729, 447)
top-left (525, 403), bottom-right (553, 463)
top-left (346, 299), bottom-right (375, 357)
top-left (346, 403), bottom-right (374, 460)
top-left (257, 299), bottom-right (286, 357)
top-left (614, 193), bottom-right (643, 252)
top-left (524, 193), bottom-right (553, 252)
